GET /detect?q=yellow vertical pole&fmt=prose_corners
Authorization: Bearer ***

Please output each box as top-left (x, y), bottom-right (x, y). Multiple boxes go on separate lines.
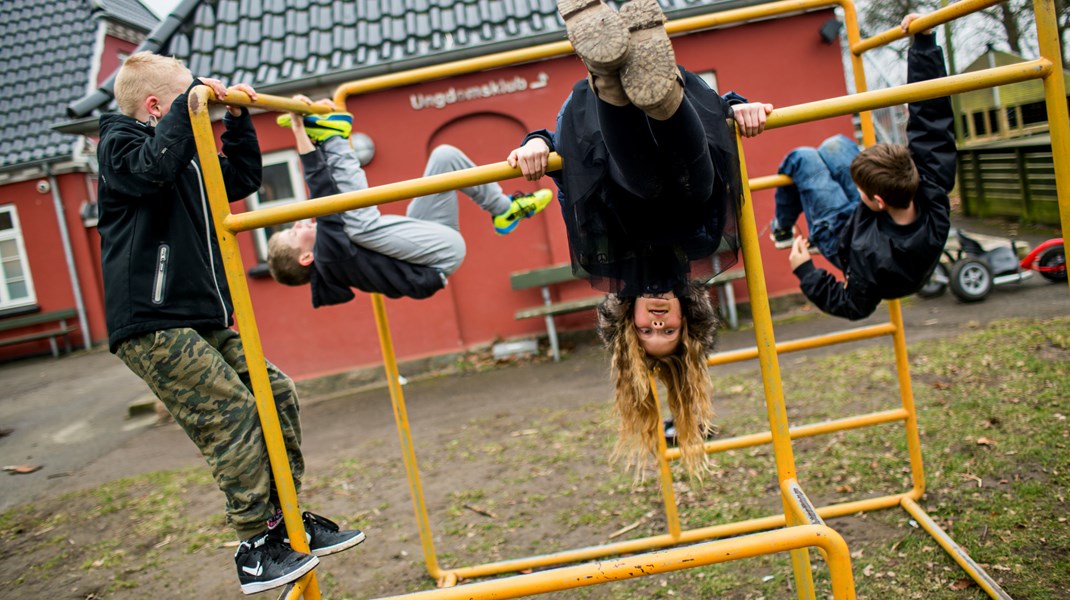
top-left (1034, 0), bottom-right (1070, 294)
top-left (840, 1), bottom-right (876, 147)
top-left (187, 89), bottom-right (321, 598)
top-left (651, 376), bottom-right (682, 540)
top-left (734, 134), bottom-right (817, 600)
top-left (369, 293), bottom-right (444, 581)
top-left (888, 300), bottom-right (926, 497)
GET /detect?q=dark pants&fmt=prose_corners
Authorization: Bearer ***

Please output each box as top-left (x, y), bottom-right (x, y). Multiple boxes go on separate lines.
top-left (596, 95), bottom-right (715, 209)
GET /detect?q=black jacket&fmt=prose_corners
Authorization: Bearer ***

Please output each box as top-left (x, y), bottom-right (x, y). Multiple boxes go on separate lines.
top-left (524, 69), bottom-right (744, 295)
top-left (300, 148), bottom-right (445, 306)
top-left (97, 82), bottom-right (262, 351)
top-left (793, 33), bottom-right (955, 320)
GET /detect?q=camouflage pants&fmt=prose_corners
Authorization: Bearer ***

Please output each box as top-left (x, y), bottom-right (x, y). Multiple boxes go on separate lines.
top-left (116, 327), bottom-right (304, 540)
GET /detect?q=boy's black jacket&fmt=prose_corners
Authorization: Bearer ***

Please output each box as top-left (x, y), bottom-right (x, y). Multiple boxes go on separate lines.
top-left (300, 148), bottom-right (445, 305)
top-left (792, 33), bottom-right (955, 319)
top-left (97, 82), bottom-right (262, 351)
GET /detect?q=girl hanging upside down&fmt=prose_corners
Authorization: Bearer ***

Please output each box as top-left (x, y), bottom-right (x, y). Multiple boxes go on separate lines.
top-left (508, 0), bottom-right (772, 476)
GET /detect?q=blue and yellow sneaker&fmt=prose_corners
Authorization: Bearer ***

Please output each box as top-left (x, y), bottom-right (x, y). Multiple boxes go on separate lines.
top-left (493, 189), bottom-right (554, 235)
top-left (276, 112), bottom-right (354, 143)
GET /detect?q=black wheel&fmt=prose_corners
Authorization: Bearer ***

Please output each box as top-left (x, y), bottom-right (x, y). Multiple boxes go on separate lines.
top-left (950, 258), bottom-right (992, 302)
top-left (1037, 246), bottom-right (1067, 283)
top-left (917, 262), bottom-right (949, 298)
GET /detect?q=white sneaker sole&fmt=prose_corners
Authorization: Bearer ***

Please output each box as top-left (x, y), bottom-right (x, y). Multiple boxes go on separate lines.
top-left (312, 530), bottom-right (366, 557)
top-left (240, 555), bottom-right (319, 595)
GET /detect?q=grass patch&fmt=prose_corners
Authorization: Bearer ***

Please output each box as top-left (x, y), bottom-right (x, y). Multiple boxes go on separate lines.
top-left (0, 317), bottom-right (1066, 598)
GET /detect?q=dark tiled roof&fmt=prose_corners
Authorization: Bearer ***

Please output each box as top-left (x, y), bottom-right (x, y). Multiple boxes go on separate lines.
top-left (66, 0), bottom-right (763, 119)
top-left (0, 0), bottom-right (157, 170)
top-left (96, 0), bottom-right (160, 31)
top-left (159, 0), bottom-right (567, 87)
top-left (159, 0), bottom-right (746, 90)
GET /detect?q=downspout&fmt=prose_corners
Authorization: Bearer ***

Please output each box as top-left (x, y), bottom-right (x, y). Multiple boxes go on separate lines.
top-left (44, 166), bottom-right (92, 350)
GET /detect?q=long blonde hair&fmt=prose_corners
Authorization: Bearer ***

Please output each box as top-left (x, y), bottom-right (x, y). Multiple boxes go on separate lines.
top-left (597, 282), bottom-right (718, 477)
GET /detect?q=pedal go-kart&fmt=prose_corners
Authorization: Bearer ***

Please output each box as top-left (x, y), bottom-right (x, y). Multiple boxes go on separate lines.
top-left (917, 229), bottom-right (1067, 303)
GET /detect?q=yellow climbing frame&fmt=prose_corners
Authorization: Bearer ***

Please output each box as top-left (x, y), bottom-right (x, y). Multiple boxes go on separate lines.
top-left (188, 0), bottom-right (1069, 597)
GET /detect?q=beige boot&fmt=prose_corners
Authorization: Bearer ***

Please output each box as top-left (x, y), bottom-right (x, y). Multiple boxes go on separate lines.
top-left (558, 0), bottom-right (629, 75)
top-left (588, 73), bottom-right (630, 106)
top-left (619, 0), bottom-right (683, 120)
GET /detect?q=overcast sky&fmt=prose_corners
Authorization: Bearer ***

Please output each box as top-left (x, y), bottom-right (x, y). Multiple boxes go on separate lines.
top-left (142, 0), bottom-right (181, 18)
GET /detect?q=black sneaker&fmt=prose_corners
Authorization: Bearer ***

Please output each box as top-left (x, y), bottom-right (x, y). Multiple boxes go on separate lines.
top-left (271, 512), bottom-right (366, 557)
top-left (234, 530), bottom-right (319, 595)
top-left (769, 220), bottom-right (795, 249)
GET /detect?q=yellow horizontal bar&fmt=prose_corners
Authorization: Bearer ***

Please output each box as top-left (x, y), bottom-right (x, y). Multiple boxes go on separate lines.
top-left (334, 0), bottom-right (855, 103)
top-left (194, 88), bottom-right (333, 115)
top-left (708, 323), bottom-right (897, 366)
top-left (378, 525), bottom-right (854, 600)
top-left (224, 155), bottom-right (563, 233)
top-left (750, 174), bottom-right (794, 192)
top-left (766, 60), bottom-right (1053, 131)
top-left (852, 0), bottom-right (1004, 55)
top-left (663, 408), bottom-right (908, 461)
top-left (901, 498), bottom-right (1012, 599)
top-left (446, 491), bottom-right (906, 581)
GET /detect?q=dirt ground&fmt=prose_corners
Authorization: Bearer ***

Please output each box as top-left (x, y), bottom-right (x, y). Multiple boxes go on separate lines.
top-left (1, 217), bottom-right (1066, 599)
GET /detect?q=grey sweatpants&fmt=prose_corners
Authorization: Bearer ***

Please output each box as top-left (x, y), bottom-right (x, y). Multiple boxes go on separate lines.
top-left (320, 138), bottom-right (512, 275)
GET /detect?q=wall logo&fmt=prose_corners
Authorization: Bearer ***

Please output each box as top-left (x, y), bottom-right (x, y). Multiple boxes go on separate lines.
top-left (410, 73), bottom-right (549, 111)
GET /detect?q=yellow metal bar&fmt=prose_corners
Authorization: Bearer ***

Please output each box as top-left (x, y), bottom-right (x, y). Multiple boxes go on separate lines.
top-left (766, 60), bottom-right (1053, 132)
top-left (750, 174), bottom-right (794, 192)
top-left (187, 86), bottom-right (321, 599)
top-left (370, 293), bottom-right (444, 580)
top-left (901, 498), bottom-right (1012, 599)
top-left (887, 300), bottom-right (926, 498)
top-left (225, 155), bottom-right (563, 233)
top-left (379, 525), bottom-right (855, 600)
top-left (782, 479), bottom-right (825, 526)
top-left (229, 66), bottom-right (1050, 237)
top-left (652, 376), bottom-right (683, 540)
top-left (852, 0), bottom-right (1005, 55)
top-left (734, 134), bottom-right (817, 599)
top-left (1034, 0), bottom-right (1070, 296)
top-left (447, 491), bottom-right (906, 581)
top-left (333, 0), bottom-right (860, 103)
top-left (665, 409), bottom-right (909, 461)
top-left (707, 323), bottom-right (897, 365)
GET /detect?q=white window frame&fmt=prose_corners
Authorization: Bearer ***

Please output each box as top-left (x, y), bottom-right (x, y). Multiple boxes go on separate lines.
top-left (0, 205), bottom-right (37, 309)
top-left (246, 149), bottom-right (307, 261)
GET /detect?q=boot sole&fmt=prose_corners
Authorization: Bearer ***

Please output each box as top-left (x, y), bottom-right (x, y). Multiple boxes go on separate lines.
top-left (558, 0), bottom-right (629, 74)
top-left (619, 0), bottom-right (678, 115)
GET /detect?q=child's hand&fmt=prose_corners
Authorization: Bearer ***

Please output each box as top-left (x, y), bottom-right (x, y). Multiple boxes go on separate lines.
top-left (198, 79), bottom-right (257, 116)
top-left (901, 13), bottom-right (933, 35)
top-left (507, 138), bottom-right (550, 181)
top-left (733, 102), bottom-right (774, 138)
top-left (788, 236), bottom-right (812, 270)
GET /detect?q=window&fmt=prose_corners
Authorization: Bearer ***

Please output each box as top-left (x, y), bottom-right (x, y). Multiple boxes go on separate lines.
top-left (961, 114), bottom-right (970, 138)
top-left (987, 108), bottom-right (1001, 134)
top-left (696, 70), bottom-right (719, 92)
top-left (1020, 101), bottom-right (1047, 126)
top-left (0, 205), bottom-right (36, 309)
top-left (245, 150), bottom-right (307, 261)
top-left (1006, 106), bottom-right (1018, 129)
top-left (971, 111), bottom-right (987, 136)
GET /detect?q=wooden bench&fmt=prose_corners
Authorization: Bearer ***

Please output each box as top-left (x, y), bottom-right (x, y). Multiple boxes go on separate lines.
top-left (511, 263), bottom-right (746, 362)
top-left (0, 308), bottom-right (79, 358)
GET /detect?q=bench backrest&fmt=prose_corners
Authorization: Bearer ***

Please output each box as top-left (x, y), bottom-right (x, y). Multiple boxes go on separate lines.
top-left (510, 264), bottom-right (580, 290)
top-left (0, 309), bottom-right (78, 333)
